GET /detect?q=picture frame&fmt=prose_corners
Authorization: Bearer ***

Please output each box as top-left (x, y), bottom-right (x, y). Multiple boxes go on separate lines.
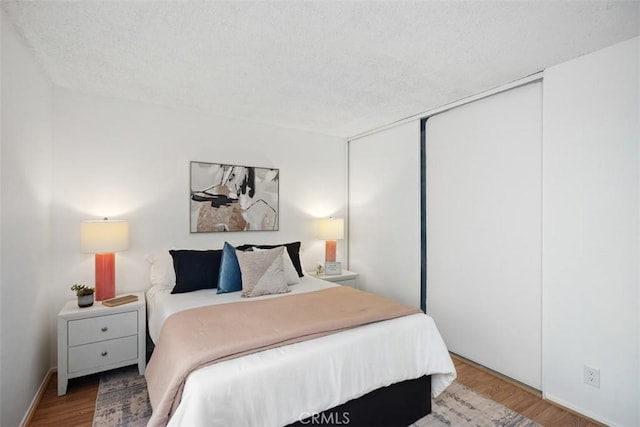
top-left (324, 262), bottom-right (342, 276)
top-left (190, 161), bottom-right (279, 233)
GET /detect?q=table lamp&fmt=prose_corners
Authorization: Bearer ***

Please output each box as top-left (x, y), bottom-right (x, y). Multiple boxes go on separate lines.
top-left (317, 218), bottom-right (344, 262)
top-left (81, 218), bottom-right (129, 301)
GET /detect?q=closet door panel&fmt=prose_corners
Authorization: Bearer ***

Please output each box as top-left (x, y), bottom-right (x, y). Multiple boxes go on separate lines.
top-left (426, 83), bottom-right (542, 388)
top-left (348, 121), bottom-right (421, 308)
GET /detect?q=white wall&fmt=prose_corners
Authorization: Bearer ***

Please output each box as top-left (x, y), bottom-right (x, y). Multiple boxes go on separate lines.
top-left (348, 121), bottom-right (421, 308)
top-left (543, 37), bottom-right (639, 426)
top-left (49, 89), bottom-right (347, 364)
top-left (426, 83), bottom-right (543, 389)
top-left (1, 11), bottom-right (54, 427)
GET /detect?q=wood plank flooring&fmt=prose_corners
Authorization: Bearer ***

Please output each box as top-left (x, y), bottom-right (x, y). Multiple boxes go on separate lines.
top-left (28, 355), bottom-right (602, 426)
top-left (28, 372), bottom-right (100, 427)
top-left (450, 354), bottom-right (603, 427)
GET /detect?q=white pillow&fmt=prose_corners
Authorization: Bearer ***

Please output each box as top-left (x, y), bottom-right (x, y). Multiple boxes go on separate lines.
top-left (145, 253), bottom-right (176, 289)
top-left (253, 247), bottom-right (300, 285)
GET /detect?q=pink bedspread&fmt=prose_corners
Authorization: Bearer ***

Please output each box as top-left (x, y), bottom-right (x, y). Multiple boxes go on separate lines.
top-left (145, 286), bottom-right (421, 427)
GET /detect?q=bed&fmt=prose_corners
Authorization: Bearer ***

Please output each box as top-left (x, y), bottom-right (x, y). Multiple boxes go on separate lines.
top-left (145, 270), bottom-right (456, 427)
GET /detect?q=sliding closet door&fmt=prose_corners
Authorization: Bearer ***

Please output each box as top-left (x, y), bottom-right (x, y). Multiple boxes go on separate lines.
top-left (349, 122), bottom-right (421, 308)
top-left (426, 82), bottom-right (542, 389)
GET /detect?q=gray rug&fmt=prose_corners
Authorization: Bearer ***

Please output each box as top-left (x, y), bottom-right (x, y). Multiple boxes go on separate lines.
top-left (93, 366), bottom-right (151, 427)
top-left (412, 382), bottom-right (540, 427)
top-left (93, 367), bottom-right (539, 427)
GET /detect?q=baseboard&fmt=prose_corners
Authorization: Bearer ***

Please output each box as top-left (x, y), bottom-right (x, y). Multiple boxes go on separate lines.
top-left (20, 367), bottom-right (56, 427)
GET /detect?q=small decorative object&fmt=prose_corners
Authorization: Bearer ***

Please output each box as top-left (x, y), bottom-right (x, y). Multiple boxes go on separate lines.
top-left (190, 161), bottom-right (279, 233)
top-left (102, 294), bottom-right (138, 307)
top-left (325, 262), bottom-right (342, 276)
top-left (315, 263), bottom-right (324, 275)
top-left (71, 284), bottom-right (95, 308)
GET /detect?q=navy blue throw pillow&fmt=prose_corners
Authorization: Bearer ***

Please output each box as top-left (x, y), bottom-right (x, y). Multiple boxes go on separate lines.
top-left (217, 242), bottom-right (243, 294)
top-left (169, 249), bottom-right (222, 294)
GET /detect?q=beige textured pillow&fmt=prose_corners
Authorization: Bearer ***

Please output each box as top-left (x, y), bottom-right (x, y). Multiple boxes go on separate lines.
top-left (252, 247), bottom-right (300, 285)
top-left (236, 246), bottom-right (290, 298)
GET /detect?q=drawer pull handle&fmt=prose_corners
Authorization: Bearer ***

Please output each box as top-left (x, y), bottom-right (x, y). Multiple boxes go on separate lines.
top-left (101, 327), bottom-right (108, 332)
top-left (101, 351), bottom-right (108, 357)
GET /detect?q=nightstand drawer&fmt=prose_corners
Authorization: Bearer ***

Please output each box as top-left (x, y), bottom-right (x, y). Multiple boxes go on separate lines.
top-left (68, 311), bottom-right (138, 346)
top-left (68, 335), bottom-right (138, 373)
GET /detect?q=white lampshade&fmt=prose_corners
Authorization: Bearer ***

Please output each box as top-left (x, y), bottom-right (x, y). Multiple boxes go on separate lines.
top-left (81, 219), bottom-right (129, 254)
top-left (317, 218), bottom-right (344, 240)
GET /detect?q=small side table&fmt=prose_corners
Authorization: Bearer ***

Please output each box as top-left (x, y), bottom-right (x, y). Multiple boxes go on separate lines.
top-left (57, 292), bottom-right (146, 396)
top-left (308, 270), bottom-right (359, 288)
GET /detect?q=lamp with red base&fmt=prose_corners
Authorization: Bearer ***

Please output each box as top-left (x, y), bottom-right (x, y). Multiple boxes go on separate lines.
top-left (81, 218), bottom-right (129, 301)
top-left (317, 218), bottom-right (344, 275)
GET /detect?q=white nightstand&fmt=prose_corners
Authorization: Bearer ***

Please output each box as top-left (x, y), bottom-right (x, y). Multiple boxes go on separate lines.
top-left (309, 269), bottom-right (359, 288)
top-left (57, 292), bottom-right (146, 396)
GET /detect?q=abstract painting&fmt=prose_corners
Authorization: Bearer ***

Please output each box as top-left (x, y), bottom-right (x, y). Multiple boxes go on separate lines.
top-left (190, 161), bottom-right (279, 232)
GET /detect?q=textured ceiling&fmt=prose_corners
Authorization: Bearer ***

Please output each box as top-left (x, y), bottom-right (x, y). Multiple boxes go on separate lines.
top-left (2, 1), bottom-right (639, 138)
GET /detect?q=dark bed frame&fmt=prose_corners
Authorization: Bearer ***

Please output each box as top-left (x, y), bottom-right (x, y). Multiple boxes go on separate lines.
top-left (287, 375), bottom-right (431, 427)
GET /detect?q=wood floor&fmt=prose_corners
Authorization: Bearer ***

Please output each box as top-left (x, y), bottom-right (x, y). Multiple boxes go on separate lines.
top-left (28, 372), bottom-right (100, 427)
top-left (451, 355), bottom-right (603, 427)
top-left (27, 355), bottom-right (602, 427)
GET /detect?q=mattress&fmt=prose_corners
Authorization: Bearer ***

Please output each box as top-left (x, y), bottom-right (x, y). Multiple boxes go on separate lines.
top-left (146, 276), bottom-right (456, 427)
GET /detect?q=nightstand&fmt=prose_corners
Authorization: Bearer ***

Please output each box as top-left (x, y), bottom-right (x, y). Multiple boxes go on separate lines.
top-left (57, 292), bottom-right (146, 396)
top-left (309, 269), bottom-right (359, 288)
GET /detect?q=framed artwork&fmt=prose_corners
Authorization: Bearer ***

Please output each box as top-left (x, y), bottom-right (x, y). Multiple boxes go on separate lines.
top-left (190, 161), bottom-right (279, 232)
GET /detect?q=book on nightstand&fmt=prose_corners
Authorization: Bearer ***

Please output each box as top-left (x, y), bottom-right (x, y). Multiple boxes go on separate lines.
top-left (102, 295), bottom-right (139, 307)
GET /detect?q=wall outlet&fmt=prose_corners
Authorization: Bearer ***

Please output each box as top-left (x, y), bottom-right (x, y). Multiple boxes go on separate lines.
top-left (584, 366), bottom-right (600, 388)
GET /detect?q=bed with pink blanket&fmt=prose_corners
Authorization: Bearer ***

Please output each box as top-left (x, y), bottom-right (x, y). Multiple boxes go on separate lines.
top-left (144, 272), bottom-right (455, 427)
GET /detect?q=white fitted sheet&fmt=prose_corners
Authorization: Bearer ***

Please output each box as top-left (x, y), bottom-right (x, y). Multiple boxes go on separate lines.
top-left (146, 275), bottom-right (338, 343)
top-left (146, 276), bottom-right (456, 427)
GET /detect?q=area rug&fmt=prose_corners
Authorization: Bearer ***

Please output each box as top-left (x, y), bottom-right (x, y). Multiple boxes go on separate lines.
top-left (412, 382), bottom-right (540, 427)
top-left (93, 367), bottom-right (539, 427)
top-left (93, 366), bottom-right (151, 427)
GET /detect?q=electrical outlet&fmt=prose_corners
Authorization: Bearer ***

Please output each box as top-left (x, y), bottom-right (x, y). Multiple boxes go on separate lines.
top-left (584, 366), bottom-right (600, 388)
